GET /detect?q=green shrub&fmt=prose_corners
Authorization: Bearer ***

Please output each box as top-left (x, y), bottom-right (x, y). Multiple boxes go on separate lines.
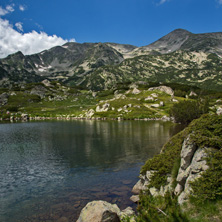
top-left (189, 114), bottom-right (222, 149)
top-left (137, 192), bottom-right (189, 222)
top-left (6, 106), bottom-right (19, 112)
top-left (190, 149), bottom-right (222, 204)
top-left (141, 130), bottom-right (186, 188)
top-left (174, 90), bottom-right (187, 98)
top-left (169, 99), bottom-right (209, 125)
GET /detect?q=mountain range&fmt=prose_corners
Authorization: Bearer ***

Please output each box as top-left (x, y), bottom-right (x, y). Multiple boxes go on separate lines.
top-left (0, 29), bottom-right (222, 91)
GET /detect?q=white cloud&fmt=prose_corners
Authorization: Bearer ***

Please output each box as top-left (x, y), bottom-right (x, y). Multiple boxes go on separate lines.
top-left (0, 4), bottom-right (14, 16)
top-left (159, 0), bottom-right (167, 5)
top-left (19, 5), bottom-right (26, 11)
top-left (0, 18), bottom-right (75, 58)
top-left (218, 0), bottom-right (222, 4)
top-left (6, 4), bottom-right (14, 13)
top-left (15, 22), bottom-right (23, 32)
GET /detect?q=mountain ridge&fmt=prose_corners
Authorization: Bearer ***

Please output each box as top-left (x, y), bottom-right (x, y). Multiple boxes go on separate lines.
top-left (0, 29), bottom-right (222, 91)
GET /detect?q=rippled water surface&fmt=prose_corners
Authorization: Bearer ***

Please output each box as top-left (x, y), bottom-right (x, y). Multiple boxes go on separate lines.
top-left (0, 120), bottom-right (183, 221)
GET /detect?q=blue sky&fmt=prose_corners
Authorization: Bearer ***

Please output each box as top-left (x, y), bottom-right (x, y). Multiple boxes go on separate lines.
top-left (0, 0), bottom-right (222, 57)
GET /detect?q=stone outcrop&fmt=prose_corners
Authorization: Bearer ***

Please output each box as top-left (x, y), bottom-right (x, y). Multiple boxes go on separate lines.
top-left (96, 103), bottom-right (110, 112)
top-left (30, 85), bottom-right (48, 99)
top-left (131, 133), bottom-right (211, 205)
top-left (85, 109), bottom-right (95, 118)
top-left (131, 88), bottom-right (141, 95)
top-left (148, 86), bottom-right (174, 96)
top-left (217, 107), bottom-right (222, 115)
top-left (175, 141), bottom-right (210, 204)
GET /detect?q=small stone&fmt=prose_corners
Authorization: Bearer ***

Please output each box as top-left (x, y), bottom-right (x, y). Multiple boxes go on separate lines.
top-left (130, 195), bottom-right (140, 203)
top-left (132, 180), bottom-right (143, 194)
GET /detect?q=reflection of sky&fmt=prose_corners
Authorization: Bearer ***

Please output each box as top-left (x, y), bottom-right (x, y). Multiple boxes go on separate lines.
top-left (0, 120), bottom-right (183, 221)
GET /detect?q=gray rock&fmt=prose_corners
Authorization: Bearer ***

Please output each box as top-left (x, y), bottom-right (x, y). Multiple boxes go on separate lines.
top-left (85, 109), bottom-right (95, 118)
top-left (151, 104), bottom-right (160, 108)
top-left (132, 180), bottom-right (144, 194)
top-left (120, 207), bottom-right (135, 222)
top-left (189, 91), bottom-right (197, 97)
top-left (177, 147), bottom-right (210, 204)
top-left (0, 92), bottom-right (9, 106)
top-left (174, 184), bottom-right (183, 195)
top-left (159, 101), bottom-right (164, 106)
top-left (30, 85), bottom-right (48, 99)
top-left (96, 103), bottom-right (110, 112)
top-left (217, 107), bottom-right (222, 115)
top-left (77, 200), bottom-right (120, 222)
top-left (176, 166), bottom-right (191, 186)
top-left (180, 135), bottom-right (197, 170)
top-left (148, 86), bottom-right (174, 96)
top-left (130, 195), bottom-right (140, 203)
top-left (145, 96), bottom-right (154, 101)
top-left (41, 79), bottom-right (52, 87)
top-left (132, 88), bottom-right (141, 95)
top-left (149, 187), bottom-right (159, 197)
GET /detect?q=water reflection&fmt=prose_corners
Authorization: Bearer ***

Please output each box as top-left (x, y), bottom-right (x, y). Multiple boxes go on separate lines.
top-left (0, 120), bottom-right (183, 222)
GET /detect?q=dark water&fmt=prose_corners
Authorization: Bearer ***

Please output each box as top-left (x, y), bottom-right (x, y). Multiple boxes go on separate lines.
top-left (0, 120), bottom-right (183, 222)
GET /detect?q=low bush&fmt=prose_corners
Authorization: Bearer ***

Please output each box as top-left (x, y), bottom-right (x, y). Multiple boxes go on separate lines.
top-left (169, 99), bottom-right (209, 125)
top-left (137, 191), bottom-right (189, 222)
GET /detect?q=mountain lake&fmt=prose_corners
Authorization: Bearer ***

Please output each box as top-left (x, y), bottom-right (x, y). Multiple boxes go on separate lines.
top-left (0, 120), bottom-right (184, 221)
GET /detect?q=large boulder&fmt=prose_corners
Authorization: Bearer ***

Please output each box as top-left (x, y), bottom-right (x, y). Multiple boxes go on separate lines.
top-left (148, 86), bottom-right (174, 96)
top-left (217, 107), bottom-right (222, 115)
top-left (131, 88), bottom-right (141, 95)
top-left (77, 200), bottom-right (121, 222)
top-left (96, 103), bottom-right (110, 112)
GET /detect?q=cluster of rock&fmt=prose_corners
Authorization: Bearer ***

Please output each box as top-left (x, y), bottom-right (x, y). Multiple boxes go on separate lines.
top-left (175, 135), bottom-right (210, 204)
top-left (131, 133), bottom-right (210, 205)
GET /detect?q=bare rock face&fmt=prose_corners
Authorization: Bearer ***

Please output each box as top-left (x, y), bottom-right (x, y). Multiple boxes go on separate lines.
top-left (174, 134), bottom-right (210, 204)
top-left (180, 135), bottom-right (197, 170)
top-left (77, 200), bottom-right (121, 222)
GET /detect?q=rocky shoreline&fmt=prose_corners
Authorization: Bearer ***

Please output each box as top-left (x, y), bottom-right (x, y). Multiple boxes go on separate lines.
top-left (0, 114), bottom-right (173, 122)
top-left (76, 114), bottom-right (222, 222)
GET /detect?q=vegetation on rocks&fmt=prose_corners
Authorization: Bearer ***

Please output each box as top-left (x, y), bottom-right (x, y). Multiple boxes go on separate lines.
top-left (137, 114), bottom-right (222, 222)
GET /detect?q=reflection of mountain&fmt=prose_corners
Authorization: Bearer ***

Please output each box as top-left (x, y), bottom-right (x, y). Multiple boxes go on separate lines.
top-left (0, 120), bottom-right (184, 222)
top-left (42, 120), bottom-right (183, 169)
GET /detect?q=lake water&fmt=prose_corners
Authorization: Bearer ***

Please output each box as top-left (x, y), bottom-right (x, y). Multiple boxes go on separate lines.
top-left (0, 120), bottom-right (183, 222)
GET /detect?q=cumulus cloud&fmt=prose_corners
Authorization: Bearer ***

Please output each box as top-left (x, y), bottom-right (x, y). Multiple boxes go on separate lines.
top-left (19, 5), bottom-right (26, 11)
top-left (158, 0), bottom-right (168, 5)
top-left (0, 4), bottom-right (14, 16)
top-left (0, 18), bottom-right (75, 58)
top-left (15, 22), bottom-right (23, 32)
top-left (6, 4), bottom-right (14, 13)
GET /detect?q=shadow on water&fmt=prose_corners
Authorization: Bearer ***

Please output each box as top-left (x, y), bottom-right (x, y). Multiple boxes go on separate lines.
top-left (0, 120), bottom-right (184, 222)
